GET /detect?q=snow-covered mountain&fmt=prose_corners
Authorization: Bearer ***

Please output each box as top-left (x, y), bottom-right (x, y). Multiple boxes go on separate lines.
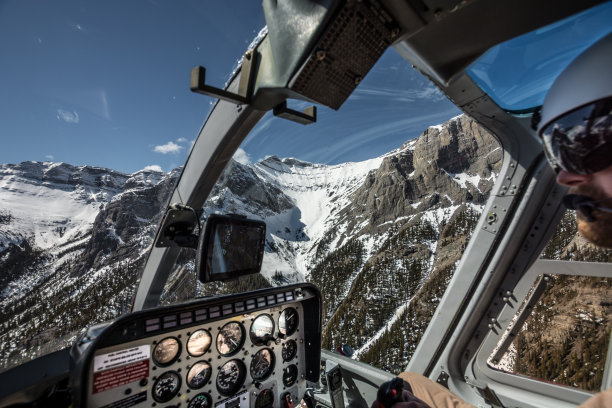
top-left (0, 114), bottom-right (502, 372)
top-left (0, 162), bottom-right (177, 300)
top-left (0, 163), bottom-right (180, 368)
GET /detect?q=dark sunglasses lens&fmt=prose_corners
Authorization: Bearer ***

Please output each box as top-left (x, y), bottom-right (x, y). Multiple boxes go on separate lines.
top-left (540, 98), bottom-right (612, 174)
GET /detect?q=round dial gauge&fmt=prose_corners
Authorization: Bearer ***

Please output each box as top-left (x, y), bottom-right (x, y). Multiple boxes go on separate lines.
top-left (152, 371), bottom-right (181, 402)
top-left (187, 361), bottom-right (212, 389)
top-left (282, 364), bottom-right (298, 387)
top-left (250, 314), bottom-right (275, 345)
top-left (187, 329), bottom-right (212, 356)
top-left (250, 348), bottom-right (275, 381)
top-left (216, 359), bottom-right (247, 396)
top-left (216, 322), bottom-right (245, 356)
top-left (279, 308), bottom-right (299, 337)
top-left (282, 339), bottom-right (297, 362)
top-left (153, 337), bottom-right (181, 366)
top-left (255, 389), bottom-right (274, 408)
top-left (188, 392), bottom-right (212, 408)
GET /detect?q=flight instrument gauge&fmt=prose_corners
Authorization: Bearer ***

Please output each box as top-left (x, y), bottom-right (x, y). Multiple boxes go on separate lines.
top-left (250, 314), bottom-right (275, 345)
top-left (216, 322), bottom-right (245, 356)
top-left (187, 361), bottom-right (212, 389)
top-left (282, 339), bottom-right (297, 362)
top-left (152, 371), bottom-right (181, 402)
top-left (153, 337), bottom-right (181, 366)
top-left (250, 348), bottom-right (275, 381)
top-left (282, 364), bottom-right (298, 387)
top-left (187, 329), bottom-right (212, 356)
top-left (255, 389), bottom-right (274, 408)
top-left (216, 359), bottom-right (247, 396)
top-left (279, 308), bottom-right (298, 337)
top-left (188, 392), bottom-right (212, 408)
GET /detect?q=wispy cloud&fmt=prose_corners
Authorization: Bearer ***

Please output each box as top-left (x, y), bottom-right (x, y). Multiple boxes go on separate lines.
top-left (72, 23), bottom-right (85, 32)
top-left (176, 137), bottom-right (188, 144)
top-left (100, 90), bottom-right (110, 120)
top-left (154, 141), bottom-right (183, 154)
top-left (45, 155), bottom-right (54, 160)
top-left (143, 164), bottom-right (163, 172)
top-left (233, 148), bottom-right (251, 165)
top-left (352, 83), bottom-right (446, 103)
top-left (306, 108), bottom-right (460, 163)
top-left (57, 109), bottom-right (79, 123)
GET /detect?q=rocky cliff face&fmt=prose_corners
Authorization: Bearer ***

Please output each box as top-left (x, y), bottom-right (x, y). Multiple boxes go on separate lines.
top-left (336, 115), bottom-right (501, 240)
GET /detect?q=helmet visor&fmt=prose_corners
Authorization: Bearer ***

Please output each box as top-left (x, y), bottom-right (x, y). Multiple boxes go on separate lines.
top-left (540, 97), bottom-right (612, 174)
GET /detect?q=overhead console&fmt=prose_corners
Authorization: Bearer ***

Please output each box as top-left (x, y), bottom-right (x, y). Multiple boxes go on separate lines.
top-left (71, 283), bottom-right (321, 408)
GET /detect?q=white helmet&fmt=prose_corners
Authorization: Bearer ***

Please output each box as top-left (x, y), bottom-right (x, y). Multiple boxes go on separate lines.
top-left (538, 32), bottom-right (612, 174)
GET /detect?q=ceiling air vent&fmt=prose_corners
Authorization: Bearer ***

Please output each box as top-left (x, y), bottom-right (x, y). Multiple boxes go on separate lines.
top-left (289, 0), bottom-right (399, 110)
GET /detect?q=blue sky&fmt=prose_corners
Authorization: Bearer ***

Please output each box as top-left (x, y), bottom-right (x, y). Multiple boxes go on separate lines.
top-left (0, 0), bottom-right (459, 174)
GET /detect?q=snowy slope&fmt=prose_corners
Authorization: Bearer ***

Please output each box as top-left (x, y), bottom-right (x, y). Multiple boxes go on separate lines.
top-left (0, 162), bottom-right (165, 251)
top-left (252, 156), bottom-right (384, 275)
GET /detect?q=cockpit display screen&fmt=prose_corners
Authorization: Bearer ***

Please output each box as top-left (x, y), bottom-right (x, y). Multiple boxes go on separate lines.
top-left (197, 214), bottom-right (266, 282)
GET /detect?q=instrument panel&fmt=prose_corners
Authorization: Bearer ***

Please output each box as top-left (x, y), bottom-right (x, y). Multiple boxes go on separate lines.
top-left (72, 284), bottom-right (321, 408)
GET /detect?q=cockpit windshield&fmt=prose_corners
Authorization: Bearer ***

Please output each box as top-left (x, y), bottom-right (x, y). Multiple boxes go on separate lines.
top-left (467, 1), bottom-right (612, 112)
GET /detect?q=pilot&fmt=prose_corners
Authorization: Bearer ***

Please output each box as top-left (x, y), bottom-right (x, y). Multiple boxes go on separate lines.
top-left (372, 32), bottom-right (612, 408)
top-left (539, 32), bottom-right (612, 250)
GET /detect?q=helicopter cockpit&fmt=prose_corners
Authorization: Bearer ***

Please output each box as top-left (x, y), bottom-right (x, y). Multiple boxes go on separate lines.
top-left (1, 1), bottom-right (611, 408)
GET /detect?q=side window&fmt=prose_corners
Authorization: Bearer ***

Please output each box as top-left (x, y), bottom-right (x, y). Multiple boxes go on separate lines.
top-left (489, 211), bottom-right (612, 392)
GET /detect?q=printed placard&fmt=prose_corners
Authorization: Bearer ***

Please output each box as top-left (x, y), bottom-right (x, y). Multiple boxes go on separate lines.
top-left (93, 360), bottom-right (149, 394)
top-left (94, 345), bottom-right (150, 372)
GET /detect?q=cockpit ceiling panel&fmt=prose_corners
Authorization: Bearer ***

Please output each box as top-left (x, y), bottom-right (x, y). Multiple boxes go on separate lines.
top-left (288, 0), bottom-right (398, 110)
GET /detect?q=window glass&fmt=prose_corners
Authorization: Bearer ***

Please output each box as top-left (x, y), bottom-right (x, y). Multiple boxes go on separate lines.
top-left (467, 2), bottom-right (612, 112)
top-left (489, 211), bottom-right (612, 392)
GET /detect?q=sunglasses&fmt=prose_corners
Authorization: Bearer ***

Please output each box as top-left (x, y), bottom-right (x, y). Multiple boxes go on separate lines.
top-left (539, 97), bottom-right (612, 175)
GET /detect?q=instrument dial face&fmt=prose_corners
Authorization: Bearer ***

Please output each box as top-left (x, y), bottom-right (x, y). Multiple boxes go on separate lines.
top-left (255, 389), bottom-right (274, 408)
top-left (152, 371), bottom-right (181, 402)
top-left (187, 329), bottom-right (212, 356)
top-left (282, 364), bottom-right (298, 387)
top-left (282, 339), bottom-right (297, 362)
top-left (188, 392), bottom-right (212, 408)
top-left (279, 308), bottom-right (299, 337)
top-left (216, 322), bottom-right (245, 356)
top-left (153, 337), bottom-right (181, 366)
top-left (250, 347), bottom-right (275, 381)
top-left (216, 359), bottom-right (246, 396)
top-left (250, 314), bottom-right (275, 345)
top-left (187, 361), bottom-right (212, 389)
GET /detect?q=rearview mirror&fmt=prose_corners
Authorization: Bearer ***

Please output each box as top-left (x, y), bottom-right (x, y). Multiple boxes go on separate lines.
top-left (196, 214), bottom-right (266, 283)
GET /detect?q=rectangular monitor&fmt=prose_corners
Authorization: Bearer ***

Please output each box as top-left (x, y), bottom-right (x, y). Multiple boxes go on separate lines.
top-left (196, 214), bottom-right (266, 282)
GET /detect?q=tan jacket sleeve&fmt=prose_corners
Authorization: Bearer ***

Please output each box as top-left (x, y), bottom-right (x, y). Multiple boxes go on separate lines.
top-left (579, 388), bottom-right (612, 408)
top-left (398, 372), bottom-right (475, 408)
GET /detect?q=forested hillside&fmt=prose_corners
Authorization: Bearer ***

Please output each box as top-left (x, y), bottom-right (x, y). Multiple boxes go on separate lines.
top-left (500, 212), bottom-right (612, 392)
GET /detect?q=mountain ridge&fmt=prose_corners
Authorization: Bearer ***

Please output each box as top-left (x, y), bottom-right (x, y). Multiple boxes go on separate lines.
top-left (0, 114), bottom-right (502, 371)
